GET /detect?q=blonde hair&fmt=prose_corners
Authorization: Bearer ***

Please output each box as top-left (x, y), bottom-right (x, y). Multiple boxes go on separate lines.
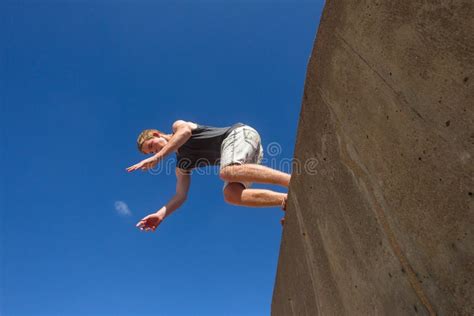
top-left (136, 129), bottom-right (164, 153)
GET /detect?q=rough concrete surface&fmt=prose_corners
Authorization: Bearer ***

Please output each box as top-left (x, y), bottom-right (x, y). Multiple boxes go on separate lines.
top-left (272, 1), bottom-right (473, 315)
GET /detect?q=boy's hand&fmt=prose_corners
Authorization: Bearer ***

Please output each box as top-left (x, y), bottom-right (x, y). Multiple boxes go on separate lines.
top-left (136, 211), bottom-right (165, 232)
top-left (126, 156), bottom-right (160, 172)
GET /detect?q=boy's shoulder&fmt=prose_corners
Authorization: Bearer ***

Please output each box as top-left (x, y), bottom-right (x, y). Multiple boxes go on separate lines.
top-left (172, 120), bottom-right (199, 132)
top-left (187, 121), bottom-right (198, 131)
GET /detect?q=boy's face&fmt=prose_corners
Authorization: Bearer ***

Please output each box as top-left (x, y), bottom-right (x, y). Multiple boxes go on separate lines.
top-left (142, 136), bottom-right (167, 155)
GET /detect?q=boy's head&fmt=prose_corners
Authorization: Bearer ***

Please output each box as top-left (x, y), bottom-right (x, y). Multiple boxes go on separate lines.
top-left (136, 129), bottom-right (168, 154)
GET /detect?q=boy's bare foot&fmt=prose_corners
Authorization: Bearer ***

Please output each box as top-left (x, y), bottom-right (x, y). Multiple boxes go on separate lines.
top-left (280, 195), bottom-right (287, 226)
top-left (281, 195), bottom-right (287, 211)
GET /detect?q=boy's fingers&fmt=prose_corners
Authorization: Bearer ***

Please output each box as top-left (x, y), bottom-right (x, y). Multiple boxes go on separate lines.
top-left (126, 163), bottom-right (142, 172)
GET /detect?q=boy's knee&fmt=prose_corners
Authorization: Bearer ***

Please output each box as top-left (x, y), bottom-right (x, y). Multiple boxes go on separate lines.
top-left (223, 182), bottom-right (245, 204)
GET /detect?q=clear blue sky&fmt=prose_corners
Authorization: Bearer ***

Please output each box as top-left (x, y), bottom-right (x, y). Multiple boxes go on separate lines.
top-left (2, 1), bottom-right (323, 315)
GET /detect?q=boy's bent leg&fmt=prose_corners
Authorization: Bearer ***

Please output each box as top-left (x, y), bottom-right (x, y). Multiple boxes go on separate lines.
top-left (223, 182), bottom-right (287, 208)
top-left (220, 163), bottom-right (291, 188)
top-left (220, 125), bottom-right (290, 188)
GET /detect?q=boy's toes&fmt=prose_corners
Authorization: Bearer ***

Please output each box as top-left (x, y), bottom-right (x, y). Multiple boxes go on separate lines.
top-left (281, 196), bottom-right (288, 211)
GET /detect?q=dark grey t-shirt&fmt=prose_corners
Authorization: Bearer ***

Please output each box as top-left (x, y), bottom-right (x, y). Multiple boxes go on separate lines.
top-left (176, 122), bottom-right (245, 171)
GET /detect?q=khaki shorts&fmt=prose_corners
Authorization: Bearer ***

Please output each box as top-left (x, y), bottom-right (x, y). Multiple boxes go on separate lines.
top-left (220, 125), bottom-right (264, 191)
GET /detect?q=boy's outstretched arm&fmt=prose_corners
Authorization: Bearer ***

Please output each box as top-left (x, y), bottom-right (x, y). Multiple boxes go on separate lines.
top-left (127, 120), bottom-right (192, 172)
top-left (155, 120), bottom-right (192, 160)
top-left (136, 167), bottom-right (191, 232)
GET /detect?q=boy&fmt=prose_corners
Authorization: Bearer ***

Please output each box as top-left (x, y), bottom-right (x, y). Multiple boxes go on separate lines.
top-left (127, 120), bottom-right (290, 232)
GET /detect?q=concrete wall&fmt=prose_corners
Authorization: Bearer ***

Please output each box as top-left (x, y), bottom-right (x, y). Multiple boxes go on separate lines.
top-left (272, 1), bottom-right (473, 315)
